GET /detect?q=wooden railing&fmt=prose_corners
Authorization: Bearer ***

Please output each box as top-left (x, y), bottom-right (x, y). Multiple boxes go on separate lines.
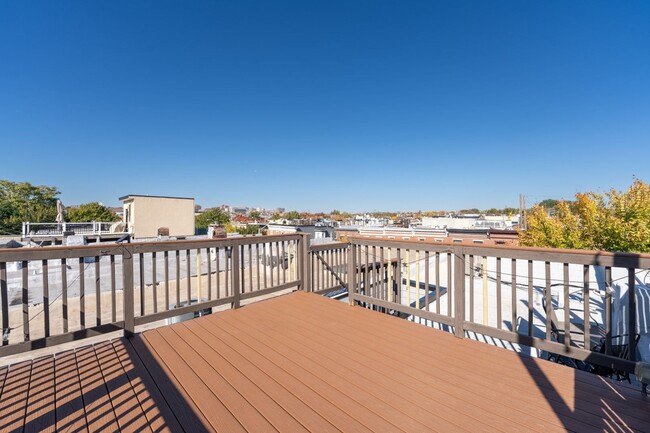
top-left (347, 238), bottom-right (650, 374)
top-left (3, 233), bottom-right (649, 376)
top-left (308, 242), bottom-right (349, 295)
top-left (0, 234), bottom-right (308, 356)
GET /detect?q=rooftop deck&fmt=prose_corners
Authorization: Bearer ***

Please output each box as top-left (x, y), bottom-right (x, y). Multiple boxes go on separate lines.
top-left (1, 291), bottom-right (648, 432)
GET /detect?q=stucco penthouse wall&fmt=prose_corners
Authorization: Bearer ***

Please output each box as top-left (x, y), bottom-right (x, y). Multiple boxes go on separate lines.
top-left (128, 197), bottom-right (195, 238)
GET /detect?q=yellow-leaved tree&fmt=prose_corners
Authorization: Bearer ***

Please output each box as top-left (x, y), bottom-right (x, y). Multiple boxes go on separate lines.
top-left (520, 179), bottom-right (650, 253)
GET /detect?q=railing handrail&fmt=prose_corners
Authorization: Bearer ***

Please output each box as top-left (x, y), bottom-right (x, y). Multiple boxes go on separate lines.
top-left (350, 236), bottom-right (650, 268)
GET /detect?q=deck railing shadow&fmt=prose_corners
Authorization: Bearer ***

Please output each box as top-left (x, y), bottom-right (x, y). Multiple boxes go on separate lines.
top-left (0, 338), bottom-right (212, 432)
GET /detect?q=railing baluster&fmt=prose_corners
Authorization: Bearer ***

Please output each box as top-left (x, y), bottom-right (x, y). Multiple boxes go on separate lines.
top-left (152, 252), bottom-right (157, 313)
top-left (425, 251), bottom-right (430, 312)
top-left (256, 244), bottom-right (260, 292)
top-left (175, 250), bottom-right (181, 307)
top-left (482, 256), bottom-right (488, 326)
top-left (62, 258), bottom-right (68, 333)
top-left (453, 249), bottom-right (465, 338)
top-left (240, 245), bottom-right (245, 294)
top-left (275, 242), bottom-right (281, 286)
top-left (207, 248), bottom-right (212, 300)
top-left (95, 256), bottom-right (101, 326)
top-left (163, 251), bottom-right (170, 310)
top-left (186, 249), bottom-right (191, 304)
top-left (281, 241), bottom-right (286, 285)
top-left (22, 261), bottom-right (30, 340)
top-left (42, 259), bottom-right (50, 338)
top-left (139, 253), bottom-right (145, 316)
top-left (380, 247), bottom-right (386, 302)
top-left (249, 243), bottom-right (253, 292)
top-left (1, 262), bottom-right (8, 345)
top-left (386, 247), bottom-right (392, 302)
top-left (79, 257), bottom-right (85, 330)
top-left (469, 255), bottom-right (474, 323)
top-left (628, 268), bottom-right (636, 362)
top-left (496, 257), bottom-right (502, 329)
top-left (232, 245), bottom-right (241, 309)
top-left (262, 243), bottom-right (267, 289)
top-left (405, 249), bottom-right (410, 310)
top-left (215, 248), bottom-right (221, 298)
top-left (511, 259), bottom-right (517, 334)
top-left (111, 255), bottom-right (116, 323)
top-left (225, 247), bottom-right (230, 297)
top-left (563, 263), bottom-right (570, 348)
top-left (395, 248), bottom-right (402, 306)
top-left (605, 266), bottom-right (612, 355)
top-left (415, 249), bottom-right (420, 311)
top-left (527, 260), bottom-right (533, 337)
top-left (545, 261), bottom-right (551, 341)
top-left (583, 264), bottom-right (590, 349)
top-left (447, 253), bottom-right (452, 317)
top-left (347, 243), bottom-right (356, 306)
top-left (435, 252), bottom-right (440, 314)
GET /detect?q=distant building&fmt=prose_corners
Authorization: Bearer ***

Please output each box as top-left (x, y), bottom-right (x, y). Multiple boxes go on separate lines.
top-left (120, 194), bottom-right (195, 239)
top-left (267, 223), bottom-right (332, 242)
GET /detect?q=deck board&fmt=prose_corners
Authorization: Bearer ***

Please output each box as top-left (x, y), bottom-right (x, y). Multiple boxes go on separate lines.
top-left (112, 339), bottom-right (182, 433)
top-left (54, 350), bottom-right (88, 433)
top-left (75, 345), bottom-right (120, 431)
top-left (93, 340), bottom-right (154, 433)
top-left (23, 356), bottom-right (56, 433)
top-left (0, 360), bottom-right (32, 432)
top-left (0, 291), bottom-right (648, 432)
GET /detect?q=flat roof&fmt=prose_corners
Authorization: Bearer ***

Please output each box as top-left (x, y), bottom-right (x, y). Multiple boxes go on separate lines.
top-left (119, 194), bottom-right (194, 201)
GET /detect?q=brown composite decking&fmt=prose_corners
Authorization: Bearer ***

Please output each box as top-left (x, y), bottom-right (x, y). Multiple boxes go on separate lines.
top-left (0, 291), bottom-right (648, 432)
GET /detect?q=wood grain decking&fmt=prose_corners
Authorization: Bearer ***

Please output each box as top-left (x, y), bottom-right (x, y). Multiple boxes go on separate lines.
top-left (1, 291), bottom-right (648, 432)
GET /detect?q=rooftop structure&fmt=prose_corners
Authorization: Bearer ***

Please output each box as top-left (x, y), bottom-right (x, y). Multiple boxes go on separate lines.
top-left (121, 194), bottom-right (195, 239)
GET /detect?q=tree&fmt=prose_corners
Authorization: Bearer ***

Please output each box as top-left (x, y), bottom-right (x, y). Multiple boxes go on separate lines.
top-left (270, 213), bottom-right (281, 221)
top-left (195, 208), bottom-right (230, 229)
top-left (520, 179), bottom-right (650, 252)
top-left (0, 180), bottom-right (59, 234)
top-left (249, 210), bottom-right (261, 220)
top-left (67, 202), bottom-right (119, 222)
top-left (282, 211), bottom-right (301, 220)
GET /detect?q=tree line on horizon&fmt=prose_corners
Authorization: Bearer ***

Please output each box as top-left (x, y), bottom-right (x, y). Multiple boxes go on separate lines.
top-left (0, 180), bottom-right (118, 235)
top-left (5, 177), bottom-right (649, 253)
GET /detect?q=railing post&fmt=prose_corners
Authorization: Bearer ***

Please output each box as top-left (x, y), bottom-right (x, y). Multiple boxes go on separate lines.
top-left (232, 243), bottom-right (241, 309)
top-left (122, 245), bottom-right (135, 337)
top-left (300, 233), bottom-right (311, 292)
top-left (347, 242), bottom-right (356, 306)
top-left (453, 247), bottom-right (465, 339)
top-left (628, 268), bottom-right (637, 362)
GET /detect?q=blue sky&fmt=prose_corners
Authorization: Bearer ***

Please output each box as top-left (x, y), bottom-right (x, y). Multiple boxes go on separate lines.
top-left (1, 1), bottom-right (649, 212)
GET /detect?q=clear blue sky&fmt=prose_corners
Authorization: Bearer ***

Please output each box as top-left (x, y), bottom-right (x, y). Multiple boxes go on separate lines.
top-left (1, 1), bottom-right (649, 212)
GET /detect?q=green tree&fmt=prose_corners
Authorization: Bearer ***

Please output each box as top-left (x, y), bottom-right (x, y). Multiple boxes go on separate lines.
top-left (538, 199), bottom-right (560, 210)
top-left (0, 180), bottom-right (59, 234)
top-left (282, 210), bottom-right (301, 220)
top-left (520, 179), bottom-right (650, 252)
top-left (249, 210), bottom-right (261, 220)
top-left (67, 202), bottom-right (119, 222)
top-left (195, 208), bottom-right (230, 229)
top-left (270, 213), bottom-right (281, 221)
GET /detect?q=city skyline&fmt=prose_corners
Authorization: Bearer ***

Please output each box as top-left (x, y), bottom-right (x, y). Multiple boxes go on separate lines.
top-left (1, 1), bottom-right (649, 212)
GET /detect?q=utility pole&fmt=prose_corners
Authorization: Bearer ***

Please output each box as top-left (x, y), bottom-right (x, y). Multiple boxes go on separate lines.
top-left (519, 193), bottom-right (527, 231)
